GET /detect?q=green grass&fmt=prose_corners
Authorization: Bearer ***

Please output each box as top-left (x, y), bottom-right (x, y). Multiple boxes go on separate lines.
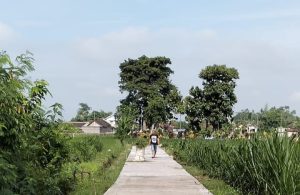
top-left (183, 165), bottom-right (240, 195)
top-left (70, 136), bottom-right (131, 195)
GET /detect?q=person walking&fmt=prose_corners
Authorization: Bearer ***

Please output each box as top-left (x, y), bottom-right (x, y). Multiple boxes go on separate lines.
top-left (149, 130), bottom-right (159, 158)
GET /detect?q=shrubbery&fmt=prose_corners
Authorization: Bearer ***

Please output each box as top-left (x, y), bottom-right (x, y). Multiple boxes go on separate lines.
top-left (69, 136), bottom-right (103, 161)
top-left (0, 51), bottom-right (106, 194)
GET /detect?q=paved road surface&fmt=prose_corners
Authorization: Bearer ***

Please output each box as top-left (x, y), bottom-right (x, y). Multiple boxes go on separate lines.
top-left (104, 145), bottom-right (212, 195)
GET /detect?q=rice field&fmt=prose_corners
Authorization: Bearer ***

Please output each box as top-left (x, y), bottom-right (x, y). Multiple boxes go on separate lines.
top-left (163, 135), bottom-right (300, 195)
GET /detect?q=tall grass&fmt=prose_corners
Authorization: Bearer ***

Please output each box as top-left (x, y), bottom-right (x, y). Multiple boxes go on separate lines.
top-left (164, 135), bottom-right (300, 195)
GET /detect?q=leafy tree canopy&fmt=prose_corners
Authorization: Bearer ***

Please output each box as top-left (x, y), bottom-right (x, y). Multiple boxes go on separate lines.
top-left (71, 103), bottom-right (112, 121)
top-left (119, 55), bottom-right (181, 129)
top-left (185, 64), bottom-right (239, 131)
top-left (184, 86), bottom-right (204, 131)
top-left (200, 65), bottom-right (239, 130)
top-left (115, 104), bottom-right (139, 144)
top-left (234, 105), bottom-right (300, 130)
top-left (0, 51), bottom-right (70, 194)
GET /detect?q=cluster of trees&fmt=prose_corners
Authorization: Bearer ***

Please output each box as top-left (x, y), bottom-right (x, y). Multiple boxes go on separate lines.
top-left (71, 103), bottom-right (112, 121)
top-left (116, 55), bottom-right (239, 135)
top-left (234, 105), bottom-right (300, 130)
top-left (0, 51), bottom-right (73, 194)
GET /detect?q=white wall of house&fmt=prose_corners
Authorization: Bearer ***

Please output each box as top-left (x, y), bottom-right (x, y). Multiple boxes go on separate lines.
top-left (82, 126), bottom-right (100, 134)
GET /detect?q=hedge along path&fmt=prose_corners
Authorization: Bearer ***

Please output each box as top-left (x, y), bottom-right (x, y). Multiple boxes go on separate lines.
top-left (104, 145), bottom-right (211, 195)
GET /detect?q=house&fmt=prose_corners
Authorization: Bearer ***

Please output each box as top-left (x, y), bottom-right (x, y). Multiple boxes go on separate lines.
top-left (286, 128), bottom-right (300, 137)
top-left (67, 119), bottom-right (114, 134)
top-left (104, 114), bottom-right (117, 128)
top-left (277, 127), bottom-right (300, 137)
top-left (81, 119), bottom-right (114, 134)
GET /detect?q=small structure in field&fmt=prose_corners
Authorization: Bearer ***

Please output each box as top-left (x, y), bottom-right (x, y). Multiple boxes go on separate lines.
top-left (246, 124), bottom-right (258, 133)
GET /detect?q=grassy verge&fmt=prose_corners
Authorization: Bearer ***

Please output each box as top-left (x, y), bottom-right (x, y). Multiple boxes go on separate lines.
top-left (70, 136), bottom-right (130, 195)
top-left (183, 164), bottom-right (240, 195)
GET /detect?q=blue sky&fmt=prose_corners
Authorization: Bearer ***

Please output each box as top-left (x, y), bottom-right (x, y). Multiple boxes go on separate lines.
top-left (1, 0), bottom-right (300, 120)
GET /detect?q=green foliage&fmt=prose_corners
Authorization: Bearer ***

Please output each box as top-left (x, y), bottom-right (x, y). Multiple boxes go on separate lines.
top-left (185, 65), bottom-right (239, 131)
top-left (0, 51), bottom-right (72, 194)
top-left (135, 138), bottom-right (148, 149)
top-left (233, 109), bottom-right (258, 126)
top-left (183, 165), bottom-right (240, 195)
top-left (69, 136), bottom-right (103, 161)
top-left (118, 55), bottom-right (182, 128)
top-left (72, 103), bottom-right (91, 121)
top-left (234, 105), bottom-right (300, 130)
top-left (184, 86), bottom-right (204, 131)
top-left (115, 105), bottom-right (138, 144)
top-left (57, 123), bottom-right (82, 134)
top-left (70, 136), bottom-right (129, 195)
top-left (259, 106), bottom-right (299, 130)
top-left (164, 135), bottom-right (300, 194)
top-left (200, 65), bottom-right (239, 130)
top-left (170, 119), bottom-right (189, 129)
top-left (71, 103), bottom-right (112, 122)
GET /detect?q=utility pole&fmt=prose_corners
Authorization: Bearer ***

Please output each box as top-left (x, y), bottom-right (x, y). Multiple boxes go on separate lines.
top-left (280, 112), bottom-right (283, 127)
top-left (179, 113), bottom-right (182, 129)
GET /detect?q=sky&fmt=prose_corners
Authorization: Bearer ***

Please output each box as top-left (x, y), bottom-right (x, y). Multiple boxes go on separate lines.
top-left (1, 0), bottom-right (300, 120)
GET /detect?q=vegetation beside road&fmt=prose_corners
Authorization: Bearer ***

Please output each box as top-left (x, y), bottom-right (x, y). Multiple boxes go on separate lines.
top-left (70, 136), bottom-right (130, 195)
top-left (163, 135), bottom-right (300, 195)
top-left (0, 52), bottom-right (129, 194)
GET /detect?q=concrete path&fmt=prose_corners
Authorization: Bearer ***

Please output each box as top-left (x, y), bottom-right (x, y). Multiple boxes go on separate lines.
top-left (104, 145), bottom-right (212, 195)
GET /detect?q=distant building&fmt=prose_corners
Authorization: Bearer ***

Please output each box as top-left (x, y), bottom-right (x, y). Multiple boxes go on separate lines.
top-left (278, 127), bottom-right (300, 137)
top-left (67, 119), bottom-right (114, 134)
top-left (104, 114), bottom-right (117, 128)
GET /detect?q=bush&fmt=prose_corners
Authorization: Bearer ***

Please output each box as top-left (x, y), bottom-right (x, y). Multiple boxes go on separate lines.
top-left (135, 138), bottom-right (148, 149)
top-left (69, 136), bottom-right (103, 162)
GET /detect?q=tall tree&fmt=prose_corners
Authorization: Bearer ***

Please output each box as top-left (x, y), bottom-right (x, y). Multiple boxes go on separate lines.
top-left (72, 103), bottom-right (91, 121)
top-left (119, 55), bottom-right (181, 129)
top-left (200, 65), bottom-right (239, 130)
top-left (90, 110), bottom-right (112, 120)
top-left (184, 86), bottom-right (204, 131)
top-left (71, 103), bottom-right (112, 121)
top-left (185, 65), bottom-right (239, 131)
